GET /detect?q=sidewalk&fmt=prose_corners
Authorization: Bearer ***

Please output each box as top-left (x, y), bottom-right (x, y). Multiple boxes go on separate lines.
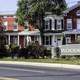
top-left (0, 61), bottom-right (80, 70)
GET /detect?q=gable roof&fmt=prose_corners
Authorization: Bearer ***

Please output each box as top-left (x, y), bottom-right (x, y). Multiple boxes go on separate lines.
top-left (64, 1), bottom-right (80, 14)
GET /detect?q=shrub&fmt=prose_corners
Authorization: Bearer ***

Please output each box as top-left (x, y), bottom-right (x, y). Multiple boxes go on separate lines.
top-left (9, 44), bottom-right (19, 59)
top-left (0, 45), bottom-right (9, 58)
top-left (26, 43), bottom-right (51, 59)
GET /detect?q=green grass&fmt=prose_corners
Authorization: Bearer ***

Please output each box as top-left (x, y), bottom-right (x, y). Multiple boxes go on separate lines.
top-left (0, 57), bottom-right (80, 65)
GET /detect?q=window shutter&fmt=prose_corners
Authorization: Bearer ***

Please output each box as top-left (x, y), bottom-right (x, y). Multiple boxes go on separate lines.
top-left (49, 19), bottom-right (52, 30)
top-left (50, 36), bottom-right (52, 45)
top-left (61, 19), bottom-right (63, 30)
top-left (55, 19), bottom-right (57, 30)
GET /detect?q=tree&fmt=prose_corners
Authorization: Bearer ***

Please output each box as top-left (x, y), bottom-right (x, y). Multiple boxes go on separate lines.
top-left (0, 20), bottom-right (5, 50)
top-left (17, 0), bottom-right (67, 44)
top-left (16, 0), bottom-right (29, 26)
top-left (28, 0), bottom-right (67, 44)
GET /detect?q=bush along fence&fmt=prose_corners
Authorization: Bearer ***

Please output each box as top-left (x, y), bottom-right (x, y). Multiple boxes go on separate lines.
top-left (1, 43), bottom-right (80, 59)
top-left (0, 43), bottom-right (51, 59)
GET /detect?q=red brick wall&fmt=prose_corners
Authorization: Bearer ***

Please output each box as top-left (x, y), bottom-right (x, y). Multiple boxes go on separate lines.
top-left (1, 15), bottom-right (24, 31)
top-left (64, 6), bottom-right (80, 30)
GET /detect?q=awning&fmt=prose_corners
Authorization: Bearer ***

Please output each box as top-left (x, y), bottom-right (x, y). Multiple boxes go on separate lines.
top-left (19, 29), bottom-right (40, 36)
top-left (63, 30), bottom-right (80, 35)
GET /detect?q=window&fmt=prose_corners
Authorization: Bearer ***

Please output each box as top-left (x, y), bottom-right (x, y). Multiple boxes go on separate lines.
top-left (67, 19), bottom-right (72, 30)
top-left (3, 21), bottom-right (8, 31)
top-left (44, 36), bottom-right (52, 45)
top-left (13, 16), bottom-right (16, 18)
top-left (56, 20), bottom-right (61, 30)
top-left (66, 36), bottom-right (71, 44)
top-left (3, 16), bottom-right (7, 19)
top-left (77, 19), bottom-right (80, 30)
top-left (45, 19), bottom-right (52, 30)
top-left (13, 22), bottom-right (18, 31)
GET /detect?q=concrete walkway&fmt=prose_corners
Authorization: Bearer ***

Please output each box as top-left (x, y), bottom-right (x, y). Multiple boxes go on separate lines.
top-left (0, 61), bottom-right (80, 70)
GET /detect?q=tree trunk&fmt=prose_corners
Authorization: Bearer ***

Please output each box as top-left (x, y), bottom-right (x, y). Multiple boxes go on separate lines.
top-left (38, 12), bottom-right (44, 45)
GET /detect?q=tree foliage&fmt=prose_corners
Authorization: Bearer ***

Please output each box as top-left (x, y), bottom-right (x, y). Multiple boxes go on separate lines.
top-left (29, 0), bottom-right (67, 15)
top-left (16, 0), bottom-right (29, 25)
top-left (17, 0), bottom-right (67, 26)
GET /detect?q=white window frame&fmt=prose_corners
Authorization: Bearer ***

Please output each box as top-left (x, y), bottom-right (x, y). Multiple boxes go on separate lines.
top-left (67, 19), bottom-right (72, 30)
top-left (66, 36), bottom-right (71, 44)
top-left (44, 36), bottom-right (51, 45)
top-left (44, 20), bottom-right (50, 30)
top-left (13, 22), bottom-right (18, 31)
top-left (3, 16), bottom-right (7, 19)
top-left (3, 21), bottom-right (8, 31)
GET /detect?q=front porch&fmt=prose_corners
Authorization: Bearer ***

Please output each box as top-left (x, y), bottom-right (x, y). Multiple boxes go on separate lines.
top-left (63, 30), bottom-right (80, 44)
top-left (4, 32), bottom-right (20, 46)
top-left (3, 29), bottom-right (41, 48)
top-left (43, 33), bottom-right (63, 47)
top-left (19, 29), bottom-right (41, 47)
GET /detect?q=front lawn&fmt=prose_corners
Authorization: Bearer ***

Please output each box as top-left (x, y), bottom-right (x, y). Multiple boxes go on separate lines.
top-left (0, 57), bottom-right (80, 65)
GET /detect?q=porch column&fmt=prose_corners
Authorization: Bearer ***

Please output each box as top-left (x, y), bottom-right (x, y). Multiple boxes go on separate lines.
top-left (52, 35), bottom-right (56, 47)
top-left (75, 34), bottom-right (77, 40)
top-left (18, 35), bottom-right (19, 46)
top-left (8, 35), bottom-right (10, 45)
top-left (39, 36), bottom-right (41, 45)
top-left (26, 36), bottom-right (29, 45)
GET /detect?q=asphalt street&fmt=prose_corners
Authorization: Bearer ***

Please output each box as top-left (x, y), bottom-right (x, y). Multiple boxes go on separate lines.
top-left (0, 64), bottom-right (80, 80)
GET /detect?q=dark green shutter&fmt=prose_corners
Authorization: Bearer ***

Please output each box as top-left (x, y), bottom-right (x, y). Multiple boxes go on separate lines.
top-left (61, 19), bottom-right (63, 30)
top-left (55, 19), bottom-right (57, 30)
top-left (50, 19), bottom-right (52, 30)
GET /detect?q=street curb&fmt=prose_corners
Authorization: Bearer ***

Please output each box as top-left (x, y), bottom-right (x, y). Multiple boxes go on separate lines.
top-left (0, 77), bottom-right (19, 80)
top-left (0, 61), bottom-right (80, 70)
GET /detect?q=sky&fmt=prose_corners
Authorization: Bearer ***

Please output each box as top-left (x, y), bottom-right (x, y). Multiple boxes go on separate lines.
top-left (0, 0), bottom-right (79, 13)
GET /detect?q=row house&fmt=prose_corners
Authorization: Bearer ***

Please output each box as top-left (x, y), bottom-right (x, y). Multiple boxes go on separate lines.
top-left (0, 12), bottom-right (41, 48)
top-left (0, 12), bottom-right (64, 48)
top-left (64, 2), bottom-right (80, 44)
top-left (0, 12), bottom-right (24, 47)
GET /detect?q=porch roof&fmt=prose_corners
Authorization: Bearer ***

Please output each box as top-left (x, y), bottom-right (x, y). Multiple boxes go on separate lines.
top-left (63, 30), bottom-right (80, 35)
top-left (18, 29), bottom-right (40, 36)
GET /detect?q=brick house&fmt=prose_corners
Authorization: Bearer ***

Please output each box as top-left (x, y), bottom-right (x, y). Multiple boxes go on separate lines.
top-left (0, 12), bottom-right (41, 48)
top-left (0, 12), bottom-right (25, 47)
top-left (64, 2), bottom-right (80, 44)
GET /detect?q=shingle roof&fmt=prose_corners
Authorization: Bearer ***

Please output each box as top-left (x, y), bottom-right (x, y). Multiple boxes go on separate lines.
top-left (0, 11), bottom-right (15, 16)
top-left (64, 1), bottom-right (80, 14)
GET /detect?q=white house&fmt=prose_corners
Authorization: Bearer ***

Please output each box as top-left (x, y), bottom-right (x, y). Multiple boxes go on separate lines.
top-left (43, 14), bottom-right (64, 48)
